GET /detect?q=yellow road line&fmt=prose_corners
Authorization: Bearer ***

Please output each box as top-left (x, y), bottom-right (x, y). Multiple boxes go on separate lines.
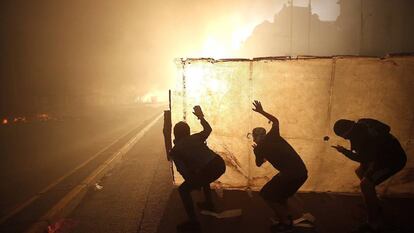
top-left (25, 113), bottom-right (163, 233)
top-left (0, 113), bottom-right (160, 225)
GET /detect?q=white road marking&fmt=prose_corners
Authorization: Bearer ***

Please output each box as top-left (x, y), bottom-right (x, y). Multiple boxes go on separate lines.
top-left (25, 113), bottom-right (163, 233)
top-left (0, 113), bottom-right (162, 225)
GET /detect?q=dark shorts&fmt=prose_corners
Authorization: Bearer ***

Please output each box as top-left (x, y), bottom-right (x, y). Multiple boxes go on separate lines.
top-left (362, 136), bottom-right (407, 185)
top-left (363, 161), bottom-right (405, 185)
top-left (184, 155), bottom-right (226, 189)
top-left (364, 167), bottom-right (400, 185)
top-left (260, 173), bottom-right (307, 204)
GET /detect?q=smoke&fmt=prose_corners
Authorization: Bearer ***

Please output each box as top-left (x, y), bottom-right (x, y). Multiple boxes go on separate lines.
top-left (1, 0), bottom-right (340, 111)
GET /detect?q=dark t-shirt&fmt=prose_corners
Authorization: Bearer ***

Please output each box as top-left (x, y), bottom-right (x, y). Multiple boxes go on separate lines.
top-left (253, 123), bottom-right (307, 178)
top-left (349, 118), bottom-right (405, 168)
top-left (169, 121), bottom-right (215, 180)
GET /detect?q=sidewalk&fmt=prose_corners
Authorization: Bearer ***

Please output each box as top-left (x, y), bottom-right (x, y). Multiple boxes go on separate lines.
top-left (67, 120), bottom-right (414, 233)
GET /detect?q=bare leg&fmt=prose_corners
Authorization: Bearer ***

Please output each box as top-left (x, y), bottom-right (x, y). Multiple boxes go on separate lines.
top-left (178, 182), bottom-right (197, 221)
top-left (360, 178), bottom-right (382, 228)
top-left (355, 165), bottom-right (365, 180)
top-left (268, 200), bottom-right (292, 225)
top-left (287, 196), bottom-right (306, 219)
top-left (202, 184), bottom-right (213, 204)
top-left (197, 184), bottom-right (215, 211)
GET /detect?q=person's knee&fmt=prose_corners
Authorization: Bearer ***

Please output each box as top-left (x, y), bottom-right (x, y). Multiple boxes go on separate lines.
top-left (179, 183), bottom-right (191, 194)
top-left (259, 188), bottom-right (268, 199)
top-left (360, 178), bottom-right (375, 194)
top-left (302, 173), bottom-right (308, 182)
top-left (355, 167), bottom-right (364, 180)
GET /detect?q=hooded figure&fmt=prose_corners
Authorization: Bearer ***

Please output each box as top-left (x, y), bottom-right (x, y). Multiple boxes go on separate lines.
top-left (332, 118), bottom-right (406, 233)
top-left (169, 106), bottom-right (226, 232)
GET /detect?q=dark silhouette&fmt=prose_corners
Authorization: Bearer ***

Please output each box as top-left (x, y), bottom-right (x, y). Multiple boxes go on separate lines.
top-left (169, 105), bottom-right (226, 232)
top-left (251, 100), bottom-right (309, 233)
top-left (332, 118), bottom-right (407, 232)
top-left (240, 0), bottom-right (414, 58)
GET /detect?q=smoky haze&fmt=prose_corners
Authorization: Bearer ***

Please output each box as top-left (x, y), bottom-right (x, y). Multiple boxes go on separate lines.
top-left (1, 0), bottom-right (413, 116)
top-left (0, 0), bottom-right (280, 116)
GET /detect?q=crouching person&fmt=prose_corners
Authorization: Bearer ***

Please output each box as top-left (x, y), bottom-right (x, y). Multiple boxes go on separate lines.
top-left (251, 100), bottom-right (308, 233)
top-left (169, 106), bottom-right (226, 232)
top-left (332, 118), bottom-right (406, 233)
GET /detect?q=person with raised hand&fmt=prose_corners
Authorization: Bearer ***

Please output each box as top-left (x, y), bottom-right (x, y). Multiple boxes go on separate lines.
top-left (251, 100), bottom-right (309, 233)
top-left (169, 105), bottom-right (226, 232)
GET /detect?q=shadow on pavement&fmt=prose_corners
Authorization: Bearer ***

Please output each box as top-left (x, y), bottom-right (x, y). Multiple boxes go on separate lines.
top-left (156, 189), bottom-right (414, 233)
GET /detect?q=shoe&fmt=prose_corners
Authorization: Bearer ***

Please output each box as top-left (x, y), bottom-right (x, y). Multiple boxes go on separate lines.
top-left (176, 220), bottom-right (201, 232)
top-left (270, 222), bottom-right (294, 233)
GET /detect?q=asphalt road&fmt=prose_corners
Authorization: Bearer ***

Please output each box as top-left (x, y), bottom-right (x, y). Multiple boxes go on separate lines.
top-left (68, 116), bottom-right (173, 233)
top-left (2, 106), bottom-right (413, 233)
top-left (65, 119), bottom-right (414, 233)
top-left (0, 104), bottom-right (164, 232)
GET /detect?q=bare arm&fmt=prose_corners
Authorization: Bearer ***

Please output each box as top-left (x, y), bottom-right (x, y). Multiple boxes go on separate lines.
top-left (252, 145), bottom-right (265, 167)
top-left (332, 145), bottom-right (362, 162)
top-left (197, 117), bottom-right (212, 141)
top-left (192, 106), bottom-right (212, 141)
top-left (259, 111), bottom-right (279, 126)
top-left (332, 145), bottom-right (376, 163)
top-left (252, 100), bottom-right (278, 123)
top-left (252, 100), bottom-right (280, 134)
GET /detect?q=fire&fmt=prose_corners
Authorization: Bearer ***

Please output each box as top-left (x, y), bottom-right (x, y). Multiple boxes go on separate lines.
top-left (184, 64), bottom-right (229, 103)
top-left (230, 24), bottom-right (257, 50)
top-left (37, 113), bottom-right (51, 121)
top-left (2, 118), bottom-right (7, 125)
top-left (13, 117), bottom-right (27, 123)
top-left (200, 37), bottom-right (227, 59)
top-left (197, 18), bottom-right (260, 58)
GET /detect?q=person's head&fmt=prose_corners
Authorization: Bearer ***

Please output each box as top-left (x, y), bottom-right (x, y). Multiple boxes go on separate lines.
top-left (333, 119), bottom-right (355, 139)
top-left (252, 127), bottom-right (266, 144)
top-left (173, 121), bottom-right (190, 144)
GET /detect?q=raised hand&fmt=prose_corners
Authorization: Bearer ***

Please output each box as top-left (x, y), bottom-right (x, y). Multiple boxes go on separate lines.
top-left (192, 105), bottom-right (204, 119)
top-left (331, 145), bottom-right (348, 154)
top-left (252, 100), bottom-right (264, 113)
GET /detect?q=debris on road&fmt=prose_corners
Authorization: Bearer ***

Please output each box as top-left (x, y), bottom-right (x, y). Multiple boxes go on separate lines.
top-left (200, 209), bottom-right (242, 219)
top-left (94, 183), bottom-right (103, 191)
top-left (47, 219), bottom-right (77, 233)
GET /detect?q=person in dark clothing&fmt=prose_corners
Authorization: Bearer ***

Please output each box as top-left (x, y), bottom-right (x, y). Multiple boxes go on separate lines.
top-left (169, 106), bottom-right (226, 232)
top-left (251, 100), bottom-right (308, 233)
top-left (332, 118), bottom-right (407, 233)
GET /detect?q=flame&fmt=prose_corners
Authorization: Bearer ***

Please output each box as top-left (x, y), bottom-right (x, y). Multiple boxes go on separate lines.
top-left (196, 16), bottom-right (264, 58)
top-left (37, 113), bottom-right (51, 121)
top-left (200, 37), bottom-right (227, 59)
top-left (13, 117), bottom-right (27, 123)
top-left (230, 24), bottom-right (257, 50)
top-left (2, 118), bottom-right (7, 125)
top-left (184, 65), bottom-right (228, 103)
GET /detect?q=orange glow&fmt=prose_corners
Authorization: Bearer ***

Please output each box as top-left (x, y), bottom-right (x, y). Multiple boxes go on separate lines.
top-left (136, 90), bottom-right (168, 104)
top-left (37, 113), bottom-right (51, 121)
top-left (2, 118), bottom-right (8, 124)
top-left (184, 65), bottom-right (229, 103)
top-left (13, 117), bottom-right (27, 123)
